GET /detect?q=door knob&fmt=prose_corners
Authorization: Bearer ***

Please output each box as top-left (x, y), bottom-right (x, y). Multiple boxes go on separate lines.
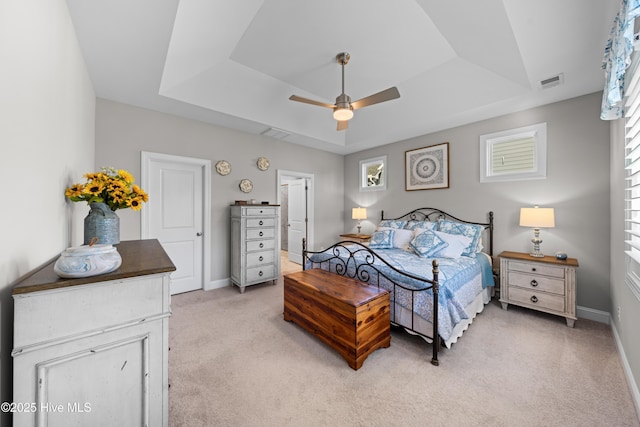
top-left (196, 232), bottom-right (203, 236)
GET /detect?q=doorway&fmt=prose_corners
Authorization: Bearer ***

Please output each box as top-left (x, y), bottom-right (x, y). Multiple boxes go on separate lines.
top-left (141, 151), bottom-right (211, 295)
top-left (277, 170), bottom-right (314, 267)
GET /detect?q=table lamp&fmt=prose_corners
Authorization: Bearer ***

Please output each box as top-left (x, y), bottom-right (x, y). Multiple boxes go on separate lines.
top-left (519, 205), bottom-right (555, 257)
top-left (352, 207), bottom-right (367, 234)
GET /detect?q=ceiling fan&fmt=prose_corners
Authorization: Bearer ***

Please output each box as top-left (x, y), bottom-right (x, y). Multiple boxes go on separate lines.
top-left (289, 52), bottom-right (400, 131)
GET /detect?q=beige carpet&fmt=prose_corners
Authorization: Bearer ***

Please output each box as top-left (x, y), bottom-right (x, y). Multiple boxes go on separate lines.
top-left (168, 275), bottom-right (639, 427)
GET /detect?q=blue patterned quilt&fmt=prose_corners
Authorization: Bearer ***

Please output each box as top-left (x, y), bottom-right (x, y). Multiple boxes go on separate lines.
top-left (306, 245), bottom-right (494, 341)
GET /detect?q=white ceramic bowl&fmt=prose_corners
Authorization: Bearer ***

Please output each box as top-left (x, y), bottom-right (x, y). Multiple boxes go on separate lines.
top-left (54, 244), bottom-right (122, 278)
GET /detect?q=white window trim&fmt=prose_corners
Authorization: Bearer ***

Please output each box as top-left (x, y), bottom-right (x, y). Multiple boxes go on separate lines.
top-left (479, 122), bottom-right (547, 183)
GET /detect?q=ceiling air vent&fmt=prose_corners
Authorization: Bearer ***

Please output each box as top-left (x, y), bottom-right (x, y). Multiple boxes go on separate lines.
top-left (261, 127), bottom-right (290, 139)
top-left (539, 73), bottom-right (564, 89)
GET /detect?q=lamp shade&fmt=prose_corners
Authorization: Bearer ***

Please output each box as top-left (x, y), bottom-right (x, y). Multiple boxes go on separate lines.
top-left (519, 207), bottom-right (555, 228)
top-left (352, 207), bottom-right (367, 220)
top-left (333, 108), bottom-right (354, 121)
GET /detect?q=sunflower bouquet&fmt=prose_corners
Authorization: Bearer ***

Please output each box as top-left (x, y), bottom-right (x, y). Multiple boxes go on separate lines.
top-left (65, 167), bottom-right (149, 211)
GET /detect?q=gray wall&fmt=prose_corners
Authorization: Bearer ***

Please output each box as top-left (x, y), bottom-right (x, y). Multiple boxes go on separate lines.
top-left (95, 99), bottom-right (345, 284)
top-left (0, 0), bottom-right (96, 423)
top-left (344, 92), bottom-right (610, 313)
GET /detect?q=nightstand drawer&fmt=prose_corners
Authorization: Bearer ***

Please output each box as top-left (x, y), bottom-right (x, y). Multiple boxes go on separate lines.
top-left (509, 272), bottom-right (565, 295)
top-left (508, 261), bottom-right (565, 279)
top-left (509, 287), bottom-right (565, 313)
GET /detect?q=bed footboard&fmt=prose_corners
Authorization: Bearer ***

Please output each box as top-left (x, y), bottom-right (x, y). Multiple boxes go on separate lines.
top-left (302, 238), bottom-right (441, 366)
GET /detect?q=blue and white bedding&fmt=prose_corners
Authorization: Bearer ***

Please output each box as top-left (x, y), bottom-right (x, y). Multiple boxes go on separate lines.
top-left (306, 245), bottom-right (494, 343)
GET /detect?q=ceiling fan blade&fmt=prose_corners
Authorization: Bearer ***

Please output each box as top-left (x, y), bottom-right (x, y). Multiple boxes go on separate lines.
top-left (351, 87), bottom-right (400, 110)
top-left (337, 120), bottom-right (349, 131)
top-left (289, 95), bottom-right (335, 109)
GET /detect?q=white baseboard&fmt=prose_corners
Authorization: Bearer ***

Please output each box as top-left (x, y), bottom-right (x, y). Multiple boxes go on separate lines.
top-left (204, 278), bottom-right (229, 291)
top-left (610, 320), bottom-right (640, 420)
top-left (576, 305), bottom-right (610, 324)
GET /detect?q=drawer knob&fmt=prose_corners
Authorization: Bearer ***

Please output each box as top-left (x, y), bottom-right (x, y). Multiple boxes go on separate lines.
top-left (259, 256), bottom-right (264, 261)
top-left (530, 295), bottom-right (538, 303)
top-left (531, 267), bottom-right (537, 272)
top-left (259, 270), bottom-right (263, 277)
top-left (259, 220), bottom-right (264, 225)
top-left (530, 279), bottom-right (538, 287)
top-left (259, 231), bottom-right (263, 237)
top-left (259, 243), bottom-right (264, 248)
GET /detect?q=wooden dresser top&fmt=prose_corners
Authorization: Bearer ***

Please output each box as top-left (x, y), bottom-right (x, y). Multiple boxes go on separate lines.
top-left (13, 239), bottom-right (176, 295)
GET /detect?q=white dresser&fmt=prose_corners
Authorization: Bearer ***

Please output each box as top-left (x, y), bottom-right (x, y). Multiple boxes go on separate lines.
top-left (231, 204), bottom-right (281, 293)
top-left (498, 251), bottom-right (578, 327)
top-left (12, 240), bottom-right (175, 427)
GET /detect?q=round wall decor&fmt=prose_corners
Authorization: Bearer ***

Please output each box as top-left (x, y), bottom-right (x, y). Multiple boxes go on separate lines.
top-left (215, 160), bottom-right (231, 176)
top-left (257, 157), bottom-right (270, 171)
top-left (239, 179), bottom-right (253, 193)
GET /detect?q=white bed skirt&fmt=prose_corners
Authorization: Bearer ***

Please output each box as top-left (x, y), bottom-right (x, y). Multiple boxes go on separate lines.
top-left (390, 275), bottom-right (492, 349)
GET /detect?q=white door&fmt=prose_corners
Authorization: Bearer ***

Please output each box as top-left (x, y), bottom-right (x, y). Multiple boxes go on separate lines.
top-left (287, 179), bottom-right (307, 264)
top-left (145, 157), bottom-right (204, 294)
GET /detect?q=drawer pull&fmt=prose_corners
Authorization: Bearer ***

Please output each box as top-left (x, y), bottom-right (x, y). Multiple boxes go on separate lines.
top-left (530, 295), bottom-right (538, 303)
top-left (530, 279), bottom-right (538, 287)
top-left (259, 243), bottom-right (264, 248)
top-left (259, 270), bottom-right (263, 277)
top-left (259, 256), bottom-right (264, 261)
top-left (259, 231), bottom-right (263, 237)
top-left (259, 220), bottom-right (264, 225)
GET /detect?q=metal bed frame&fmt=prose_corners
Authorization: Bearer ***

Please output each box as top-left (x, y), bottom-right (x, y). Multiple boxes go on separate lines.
top-left (302, 207), bottom-right (494, 366)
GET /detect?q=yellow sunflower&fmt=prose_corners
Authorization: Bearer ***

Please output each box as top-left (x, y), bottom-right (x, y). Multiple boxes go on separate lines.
top-left (65, 183), bottom-right (84, 198)
top-left (127, 197), bottom-right (144, 211)
top-left (118, 169), bottom-right (134, 184)
top-left (83, 181), bottom-right (104, 196)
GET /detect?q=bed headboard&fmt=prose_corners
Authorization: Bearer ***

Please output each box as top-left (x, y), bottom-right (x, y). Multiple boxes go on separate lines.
top-left (381, 207), bottom-right (494, 256)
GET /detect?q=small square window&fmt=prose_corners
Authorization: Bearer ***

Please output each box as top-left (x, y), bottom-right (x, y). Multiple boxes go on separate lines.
top-left (480, 123), bottom-right (547, 183)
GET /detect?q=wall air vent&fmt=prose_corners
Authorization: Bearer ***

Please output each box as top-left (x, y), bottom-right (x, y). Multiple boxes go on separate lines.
top-left (261, 127), bottom-right (290, 139)
top-left (539, 73), bottom-right (564, 89)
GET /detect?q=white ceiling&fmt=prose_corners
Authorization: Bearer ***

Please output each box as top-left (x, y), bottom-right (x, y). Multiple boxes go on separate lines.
top-left (65, 0), bottom-right (618, 155)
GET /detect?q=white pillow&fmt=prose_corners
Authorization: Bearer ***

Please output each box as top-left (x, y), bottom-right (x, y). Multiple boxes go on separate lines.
top-left (378, 226), bottom-right (414, 250)
top-left (433, 230), bottom-right (473, 258)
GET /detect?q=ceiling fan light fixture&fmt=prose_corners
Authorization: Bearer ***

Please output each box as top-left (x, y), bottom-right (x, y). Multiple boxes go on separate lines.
top-left (333, 107), bottom-right (353, 121)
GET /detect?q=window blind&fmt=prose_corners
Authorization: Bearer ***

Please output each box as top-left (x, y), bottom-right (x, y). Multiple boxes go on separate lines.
top-left (624, 48), bottom-right (640, 300)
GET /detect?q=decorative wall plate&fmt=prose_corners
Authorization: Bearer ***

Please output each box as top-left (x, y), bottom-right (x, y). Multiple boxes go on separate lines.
top-left (239, 179), bottom-right (253, 193)
top-left (215, 160), bottom-right (231, 176)
top-left (257, 157), bottom-right (270, 171)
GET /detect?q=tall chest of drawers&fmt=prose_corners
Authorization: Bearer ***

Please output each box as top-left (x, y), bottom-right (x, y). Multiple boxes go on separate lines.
top-left (499, 251), bottom-right (579, 327)
top-left (231, 205), bottom-right (281, 293)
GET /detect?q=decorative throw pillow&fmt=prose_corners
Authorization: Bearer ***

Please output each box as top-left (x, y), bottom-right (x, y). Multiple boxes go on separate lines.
top-left (378, 219), bottom-right (408, 229)
top-left (369, 229), bottom-right (395, 249)
top-left (404, 220), bottom-right (437, 231)
top-left (432, 231), bottom-right (473, 258)
top-left (409, 229), bottom-right (448, 257)
top-left (378, 227), bottom-right (414, 250)
top-left (437, 219), bottom-right (483, 257)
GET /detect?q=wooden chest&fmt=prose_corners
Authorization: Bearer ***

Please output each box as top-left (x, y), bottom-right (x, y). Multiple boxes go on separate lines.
top-left (283, 268), bottom-right (390, 370)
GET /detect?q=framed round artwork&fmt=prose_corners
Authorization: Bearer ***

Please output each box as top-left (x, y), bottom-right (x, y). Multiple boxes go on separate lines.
top-left (215, 160), bottom-right (231, 176)
top-left (257, 157), bottom-right (270, 171)
top-left (239, 179), bottom-right (253, 193)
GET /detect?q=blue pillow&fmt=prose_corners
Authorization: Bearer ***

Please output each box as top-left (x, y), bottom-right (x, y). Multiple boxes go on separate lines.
top-left (369, 229), bottom-right (395, 249)
top-left (437, 219), bottom-right (483, 257)
top-left (404, 220), bottom-right (437, 231)
top-left (409, 229), bottom-right (448, 257)
top-left (378, 219), bottom-right (407, 229)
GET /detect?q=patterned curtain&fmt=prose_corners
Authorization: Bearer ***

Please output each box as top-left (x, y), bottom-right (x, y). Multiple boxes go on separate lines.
top-left (601, 0), bottom-right (640, 120)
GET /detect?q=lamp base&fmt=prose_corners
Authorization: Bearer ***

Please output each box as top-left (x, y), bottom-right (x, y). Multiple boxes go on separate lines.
top-left (529, 251), bottom-right (544, 258)
top-left (530, 229), bottom-right (544, 257)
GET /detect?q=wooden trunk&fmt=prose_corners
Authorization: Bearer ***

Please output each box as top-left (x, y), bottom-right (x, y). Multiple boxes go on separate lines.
top-left (283, 269), bottom-right (390, 370)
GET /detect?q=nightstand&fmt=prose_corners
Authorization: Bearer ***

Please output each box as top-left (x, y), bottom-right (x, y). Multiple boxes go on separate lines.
top-left (498, 251), bottom-right (578, 327)
top-left (339, 233), bottom-right (371, 243)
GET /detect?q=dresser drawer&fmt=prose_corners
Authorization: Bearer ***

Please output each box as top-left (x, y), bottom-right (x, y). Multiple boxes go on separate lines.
top-left (508, 261), bottom-right (565, 278)
top-left (508, 287), bottom-right (565, 313)
top-left (246, 239), bottom-right (275, 252)
top-left (247, 218), bottom-right (276, 228)
top-left (247, 265), bottom-right (275, 282)
top-left (247, 251), bottom-right (275, 267)
top-left (246, 228), bottom-right (275, 240)
top-left (245, 207), bottom-right (277, 216)
top-left (509, 271), bottom-right (565, 295)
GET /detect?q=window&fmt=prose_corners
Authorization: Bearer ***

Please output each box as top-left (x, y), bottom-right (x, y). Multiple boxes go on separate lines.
top-left (479, 123), bottom-right (547, 183)
top-left (624, 50), bottom-right (640, 301)
top-left (359, 156), bottom-right (387, 192)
